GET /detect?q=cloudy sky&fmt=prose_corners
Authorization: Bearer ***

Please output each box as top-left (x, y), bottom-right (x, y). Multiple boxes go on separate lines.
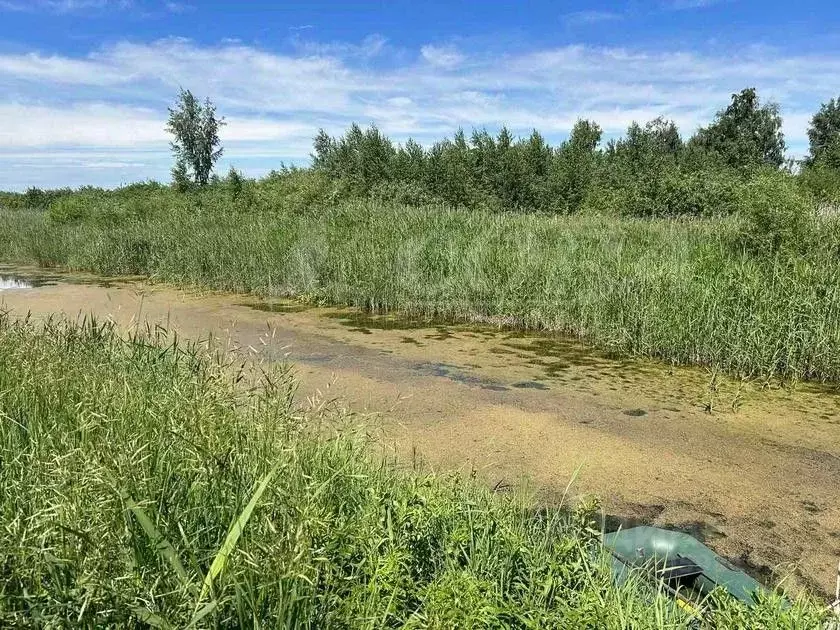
top-left (1, 0), bottom-right (839, 190)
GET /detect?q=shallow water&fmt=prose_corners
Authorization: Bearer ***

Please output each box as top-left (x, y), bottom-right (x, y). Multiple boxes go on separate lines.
top-left (0, 276), bottom-right (32, 291)
top-left (1, 265), bottom-right (839, 597)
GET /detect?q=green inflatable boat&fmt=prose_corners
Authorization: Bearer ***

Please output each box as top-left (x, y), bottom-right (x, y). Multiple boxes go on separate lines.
top-left (604, 526), bottom-right (764, 609)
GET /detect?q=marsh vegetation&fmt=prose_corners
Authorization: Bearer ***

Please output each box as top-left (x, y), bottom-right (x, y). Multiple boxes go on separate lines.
top-left (2, 86), bottom-right (840, 626)
top-left (4, 88), bottom-right (840, 383)
top-left (0, 315), bottom-right (826, 627)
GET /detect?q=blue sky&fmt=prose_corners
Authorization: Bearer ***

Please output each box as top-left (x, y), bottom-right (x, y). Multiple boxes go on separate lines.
top-left (1, 0), bottom-right (839, 190)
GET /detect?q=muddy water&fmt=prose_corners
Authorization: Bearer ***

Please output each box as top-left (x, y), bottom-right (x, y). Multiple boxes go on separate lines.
top-left (2, 264), bottom-right (839, 598)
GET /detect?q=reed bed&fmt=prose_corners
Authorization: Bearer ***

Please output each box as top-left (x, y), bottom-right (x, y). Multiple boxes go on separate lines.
top-left (2, 193), bottom-right (840, 382)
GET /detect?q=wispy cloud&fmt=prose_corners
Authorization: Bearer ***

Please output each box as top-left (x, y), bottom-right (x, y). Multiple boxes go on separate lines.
top-left (0, 0), bottom-right (132, 12)
top-left (0, 35), bottom-right (836, 188)
top-left (289, 33), bottom-right (388, 60)
top-left (420, 44), bottom-right (465, 68)
top-left (563, 10), bottom-right (623, 25)
top-left (164, 1), bottom-right (193, 13)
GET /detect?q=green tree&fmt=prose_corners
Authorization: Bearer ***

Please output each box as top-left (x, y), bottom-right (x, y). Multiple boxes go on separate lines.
top-left (691, 88), bottom-right (785, 169)
top-left (312, 129), bottom-right (336, 174)
top-left (610, 118), bottom-right (682, 170)
top-left (171, 159), bottom-right (192, 193)
top-left (552, 119), bottom-right (602, 213)
top-left (567, 119), bottom-right (602, 153)
top-left (807, 97), bottom-right (840, 167)
top-left (227, 166), bottom-right (244, 201)
top-left (166, 89), bottom-right (225, 186)
top-left (641, 117), bottom-right (683, 156)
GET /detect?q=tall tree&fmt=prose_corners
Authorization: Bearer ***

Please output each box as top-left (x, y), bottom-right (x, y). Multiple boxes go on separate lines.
top-left (611, 118), bottom-right (683, 170)
top-left (166, 89), bottom-right (225, 186)
top-left (642, 117), bottom-right (683, 156)
top-left (551, 119), bottom-right (602, 213)
top-left (691, 88), bottom-right (785, 168)
top-left (807, 97), bottom-right (840, 167)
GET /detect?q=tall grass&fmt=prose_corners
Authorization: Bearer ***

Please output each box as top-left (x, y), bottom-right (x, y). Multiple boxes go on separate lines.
top-left (1, 186), bottom-right (840, 381)
top-left (0, 314), bottom-right (823, 627)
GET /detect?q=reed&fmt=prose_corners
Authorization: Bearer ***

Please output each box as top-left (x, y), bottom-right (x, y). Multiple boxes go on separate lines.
top-left (1, 186), bottom-right (839, 382)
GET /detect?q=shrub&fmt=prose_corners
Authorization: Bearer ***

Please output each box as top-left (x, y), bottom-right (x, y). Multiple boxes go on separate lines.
top-left (227, 166), bottom-right (244, 201)
top-left (256, 169), bottom-right (344, 215)
top-left (659, 168), bottom-right (741, 217)
top-left (369, 180), bottom-right (445, 207)
top-left (48, 195), bottom-right (91, 224)
top-left (585, 167), bottom-right (741, 218)
top-left (799, 163), bottom-right (840, 204)
top-left (736, 171), bottom-right (814, 255)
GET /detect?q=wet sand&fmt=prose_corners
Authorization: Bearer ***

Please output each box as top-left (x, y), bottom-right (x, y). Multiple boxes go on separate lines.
top-left (2, 265), bottom-right (839, 597)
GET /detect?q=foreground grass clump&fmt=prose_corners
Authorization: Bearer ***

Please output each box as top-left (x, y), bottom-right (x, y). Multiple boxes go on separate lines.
top-left (1, 183), bottom-right (840, 381)
top-left (0, 315), bottom-right (822, 628)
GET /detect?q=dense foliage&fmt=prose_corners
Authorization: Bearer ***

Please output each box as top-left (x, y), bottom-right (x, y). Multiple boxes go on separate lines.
top-left (689, 88), bottom-right (786, 169)
top-left (1, 179), bottom-right (840, 382)
top-left (807, 97), bottom-right (840, 168)
top-left (307, 89), bottom-right (810, 217)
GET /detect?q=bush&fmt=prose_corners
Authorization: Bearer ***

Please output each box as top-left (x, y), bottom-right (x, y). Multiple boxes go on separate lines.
top-left (799, 163), bottom-right (840, 203)
top-left (48, 195), bottom-right (91, 224)
top-left (257, 169), bottom-right (344, 215)
top-left (584, 167), bottom-right (741, 218)
top-left (736, 171), bottom-right (814, 255)
top-left (659, 169), bottom-right (741, 217)
top-left (369, 179), bottom-right (446, 207)
top-left (227, 166), bottom-right (245, 201)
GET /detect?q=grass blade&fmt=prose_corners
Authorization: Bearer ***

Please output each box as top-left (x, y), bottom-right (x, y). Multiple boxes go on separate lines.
top-left (133, 606), bottom-right (173, 629)
top-left (186, 601), bottom-right (218, 628)
top-left (120, 487), bottom-right (193, 593)
top-left (197, 463), bottom-right (280, 604)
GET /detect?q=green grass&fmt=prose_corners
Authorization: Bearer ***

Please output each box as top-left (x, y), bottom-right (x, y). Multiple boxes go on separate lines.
top-left (0, 314), bottom-right (824, 628)
top-left (2, 185), bottom-right (840, 382)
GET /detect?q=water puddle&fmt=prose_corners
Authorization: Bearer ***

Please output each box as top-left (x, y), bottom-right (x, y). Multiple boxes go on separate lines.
top-left (0, 268), bottom-right (65, 290)
top-left (412, 361), bottom-right (509, 391)
top-left (0, 266), bottom-right (124, 290)
top-left (323, 311), bottom-right (438, 331)
top-left (512, 380), bottom-right (550, 390)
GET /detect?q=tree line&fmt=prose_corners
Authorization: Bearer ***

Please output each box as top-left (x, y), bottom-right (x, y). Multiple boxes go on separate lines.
top-left (6, 86), bottom-right (840, 217)
top-left (306, 87), bottom-right (840, 216)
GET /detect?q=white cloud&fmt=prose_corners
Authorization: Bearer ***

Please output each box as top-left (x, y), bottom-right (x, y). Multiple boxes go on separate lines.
top-left (420, 44), bottom-right (465, 68)
top-left (0, 36), bottom-right (837, 188)
top-left (0, 102), bottom-right (317, 148)
top-left (0, 103), bottom-right (164, 147)
top-left (0, 0), bottom-right (131, 12)
top-left (290, 33), bottom-right (388, 60)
